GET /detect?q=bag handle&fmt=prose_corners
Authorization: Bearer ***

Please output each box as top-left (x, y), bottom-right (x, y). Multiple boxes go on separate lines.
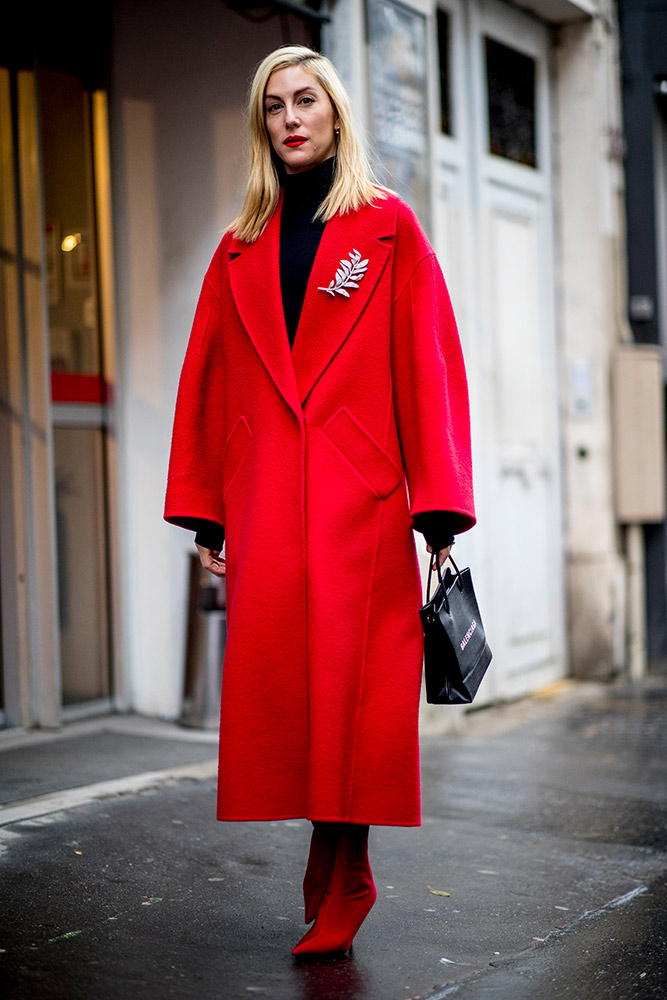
top-left (426, 550), bottom-right (463, 607)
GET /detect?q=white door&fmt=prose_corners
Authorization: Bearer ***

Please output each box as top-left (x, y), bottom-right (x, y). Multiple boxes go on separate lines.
top-left (433, 0), bottom-right (566, 700)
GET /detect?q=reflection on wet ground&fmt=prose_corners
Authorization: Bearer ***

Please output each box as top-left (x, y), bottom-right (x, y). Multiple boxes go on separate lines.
top-left (291, 952), bottom-right (371, 1000)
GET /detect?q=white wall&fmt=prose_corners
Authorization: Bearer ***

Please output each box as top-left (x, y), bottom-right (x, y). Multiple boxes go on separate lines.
top-left (110, 0), bottom-right (311, 716)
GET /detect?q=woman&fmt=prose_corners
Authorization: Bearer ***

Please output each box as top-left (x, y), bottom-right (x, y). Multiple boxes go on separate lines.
top-left (165, 44), bottom-right (475, 956)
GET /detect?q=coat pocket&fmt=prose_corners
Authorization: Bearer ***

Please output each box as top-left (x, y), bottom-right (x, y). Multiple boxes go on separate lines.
top-left (323, 406), bottom-right (402, 500)
top-left (222, 416), bottom-right (252, 493)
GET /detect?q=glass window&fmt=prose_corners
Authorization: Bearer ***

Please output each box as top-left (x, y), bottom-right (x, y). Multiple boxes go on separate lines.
top-left (367, 0), bottom-right (431, 230)
top-left (39, 69), bottom-right (103, 400)
top-left (485, 37), bottom-right (536, 168)
top-left (39, 68), bottom-right (114, 709)
top-left (437, 8), bottom-right (452, 136)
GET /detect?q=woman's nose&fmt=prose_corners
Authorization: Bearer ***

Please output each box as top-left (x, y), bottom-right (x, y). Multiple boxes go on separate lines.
top-left (285, 106), bottom-right (300, 127)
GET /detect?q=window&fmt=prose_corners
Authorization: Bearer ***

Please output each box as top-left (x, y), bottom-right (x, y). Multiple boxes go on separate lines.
top-left (437, 8), bottom-right (452, 136)
top-left (485, 37), bottom-right (536, 167)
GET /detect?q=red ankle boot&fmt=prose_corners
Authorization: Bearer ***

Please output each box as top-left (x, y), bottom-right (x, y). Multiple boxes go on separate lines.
top-left (302, 822), bottom-right (338, 924)
top-left (293, 824), bottom-right (377, 955)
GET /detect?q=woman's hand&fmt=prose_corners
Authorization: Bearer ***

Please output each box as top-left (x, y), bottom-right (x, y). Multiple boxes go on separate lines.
top-left (426, 544), bottom-right (452, 569)
top-left (196, 544), bottom-right (226, 578)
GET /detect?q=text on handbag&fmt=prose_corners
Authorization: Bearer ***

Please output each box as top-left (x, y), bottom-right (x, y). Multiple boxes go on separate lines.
top-left (460, 619), bottom-right (477, 651)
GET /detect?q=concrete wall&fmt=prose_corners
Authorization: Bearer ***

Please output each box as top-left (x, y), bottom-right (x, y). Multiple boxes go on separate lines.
top-left (110, 0), bottom-right (311, 716)
top-left (552, 1), bottom-right (628, 677)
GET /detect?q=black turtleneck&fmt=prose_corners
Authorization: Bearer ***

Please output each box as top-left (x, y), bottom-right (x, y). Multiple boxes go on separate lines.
top-left (279, 155), bottom-right (336, 347)
top-left (193, 156), bottom-right (456, 553)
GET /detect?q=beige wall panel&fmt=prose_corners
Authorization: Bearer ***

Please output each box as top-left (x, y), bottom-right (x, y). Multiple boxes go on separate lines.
top-left (612, 346), bottom-right (666, 523)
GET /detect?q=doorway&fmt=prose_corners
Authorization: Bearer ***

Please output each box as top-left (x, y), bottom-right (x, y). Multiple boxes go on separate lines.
top-left (433, 0), bottom-right (566, 700)
top-left (0, 61), bottom-right (118, 727)
top-left (39, 68), bottom-right (116, 715)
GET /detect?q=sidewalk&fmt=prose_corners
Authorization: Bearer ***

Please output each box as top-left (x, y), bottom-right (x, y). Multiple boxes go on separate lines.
top-left (1, 681), bottom-right (665, 999)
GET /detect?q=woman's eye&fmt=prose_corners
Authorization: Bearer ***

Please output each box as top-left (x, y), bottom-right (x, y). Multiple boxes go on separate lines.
top-left (300, 96), bottom-right (314, 105)
top-left (266, 104), bottom-right (282, 114)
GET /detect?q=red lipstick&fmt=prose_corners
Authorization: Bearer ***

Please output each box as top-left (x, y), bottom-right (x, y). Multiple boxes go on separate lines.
top-left (284, 135), bottom-right (307, 146)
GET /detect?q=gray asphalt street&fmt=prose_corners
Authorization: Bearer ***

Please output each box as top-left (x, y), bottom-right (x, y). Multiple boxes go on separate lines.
top-left (0, 681), bottom-right (665, 1000)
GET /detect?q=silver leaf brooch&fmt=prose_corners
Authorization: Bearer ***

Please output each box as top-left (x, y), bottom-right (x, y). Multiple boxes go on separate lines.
top-left (318, 248), bottom-right (369, 298)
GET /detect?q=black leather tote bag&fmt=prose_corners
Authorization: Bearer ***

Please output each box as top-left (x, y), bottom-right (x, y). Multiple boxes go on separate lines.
top-left (419, 553), bottom-right (492, 705)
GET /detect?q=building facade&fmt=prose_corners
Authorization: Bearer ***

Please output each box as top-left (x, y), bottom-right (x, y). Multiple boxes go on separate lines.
top-left (617, 0), bottom-right (667, 674)
top-left (1, 0), bottom-right (659, 731)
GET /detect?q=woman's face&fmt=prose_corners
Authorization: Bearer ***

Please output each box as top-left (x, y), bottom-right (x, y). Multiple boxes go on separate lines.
top-left (264, 65), bottom-right (339, 175)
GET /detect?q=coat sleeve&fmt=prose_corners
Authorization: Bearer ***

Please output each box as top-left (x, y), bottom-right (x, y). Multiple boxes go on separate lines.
top-left (164, 276), bottom-right (227, 534)
top-left (391, 250), bottom-right (476, 535)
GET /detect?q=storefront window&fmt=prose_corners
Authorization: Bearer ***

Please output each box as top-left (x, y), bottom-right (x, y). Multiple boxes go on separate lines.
top-left (39, 68), bottom-right (113, 708)
top-left (40, 68), bottom-right (107, 405)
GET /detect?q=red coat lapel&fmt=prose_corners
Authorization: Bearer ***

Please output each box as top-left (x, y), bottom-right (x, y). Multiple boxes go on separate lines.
top-left (227, 189), bottom-right (302, 420)
top-left (292, 200), bottom-right (395, 404)
top-left (228, 189), bottom-right (396, 414)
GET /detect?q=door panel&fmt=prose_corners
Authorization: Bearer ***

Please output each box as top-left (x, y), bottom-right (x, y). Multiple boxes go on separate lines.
top-left (490, 204), bottom-right (552, 661)
top-left (434, 0), bottom-right (565, 701)
top-left (54, 427), bottom-right (111, 704)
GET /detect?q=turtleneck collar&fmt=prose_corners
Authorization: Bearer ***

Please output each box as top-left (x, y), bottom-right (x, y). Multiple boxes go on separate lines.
top-left (279, 155), bottom-right (337, 210)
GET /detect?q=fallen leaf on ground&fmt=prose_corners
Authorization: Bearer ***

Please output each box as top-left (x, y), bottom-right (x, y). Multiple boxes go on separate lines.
top-left (427, 885), bottom-right (451, 897)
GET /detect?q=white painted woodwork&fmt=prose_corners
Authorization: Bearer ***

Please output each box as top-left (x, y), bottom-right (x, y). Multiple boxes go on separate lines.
top-left (430, 0), bottom-right (566, 702)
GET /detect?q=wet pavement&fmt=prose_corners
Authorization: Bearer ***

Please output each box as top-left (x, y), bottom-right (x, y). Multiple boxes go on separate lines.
top-left (0, 681), bottom-right (665, 999)
top-left (0, 725), bottom-right (217, 803)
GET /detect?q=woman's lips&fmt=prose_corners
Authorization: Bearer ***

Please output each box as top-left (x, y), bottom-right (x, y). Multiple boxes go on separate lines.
top-left (284, 136), bottom-right (307, 146)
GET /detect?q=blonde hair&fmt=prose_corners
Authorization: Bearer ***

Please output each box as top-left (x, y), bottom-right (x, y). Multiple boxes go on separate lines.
top-left (227, 45), bottom-right (389, 243)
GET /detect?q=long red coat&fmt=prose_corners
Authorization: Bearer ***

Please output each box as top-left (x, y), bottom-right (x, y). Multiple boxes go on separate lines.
top-left (165, 189), bottom-right (475, 826)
